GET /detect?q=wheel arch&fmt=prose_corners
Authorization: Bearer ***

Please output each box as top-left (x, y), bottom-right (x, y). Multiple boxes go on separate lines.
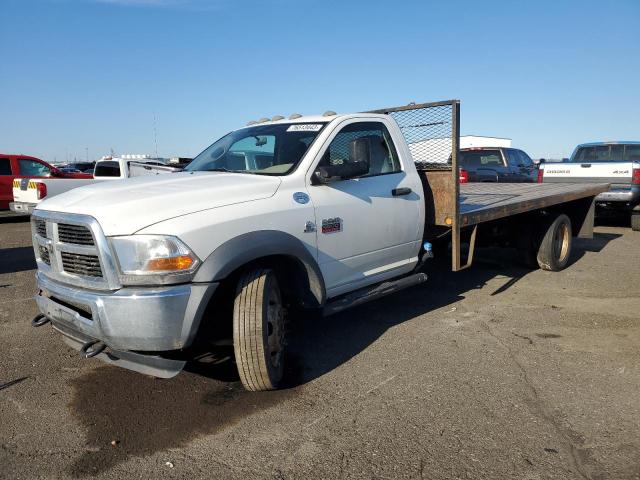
top-left (193, 230), bottom-right (326, 307)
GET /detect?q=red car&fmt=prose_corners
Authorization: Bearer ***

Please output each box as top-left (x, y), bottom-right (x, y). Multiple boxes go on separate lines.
top-left (0, 154), bottom-right (92, 210)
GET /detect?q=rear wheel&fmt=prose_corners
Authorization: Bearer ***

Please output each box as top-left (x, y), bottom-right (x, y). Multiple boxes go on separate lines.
top-left (536, 214), bottom-right (572, 271)
top-left (233, 268), bottom-right (286, 391)
top-left (631, 212), bottom-right (640, 231)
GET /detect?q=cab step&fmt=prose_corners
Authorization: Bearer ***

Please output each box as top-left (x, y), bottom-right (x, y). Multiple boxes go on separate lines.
top-left (322, 273), bottom-right (428, 316)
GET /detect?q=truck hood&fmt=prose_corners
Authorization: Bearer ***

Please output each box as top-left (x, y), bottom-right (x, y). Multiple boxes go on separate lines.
top-left (36, 171), bottom-right (281, 235)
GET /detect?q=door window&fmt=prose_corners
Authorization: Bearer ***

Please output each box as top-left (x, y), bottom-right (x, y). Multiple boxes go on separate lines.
top-left (320, 122), bottom-right (401, 176)
top-left (0, 158), bottom-right (11, 175)
top-left (19, 159), bottom-right (51, 176)
top-left (517, 150), bottom-right (534, 167)
top-left (506, 150), bottom-right (521, 168)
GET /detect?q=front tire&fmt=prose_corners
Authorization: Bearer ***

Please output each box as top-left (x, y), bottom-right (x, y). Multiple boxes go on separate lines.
top-left (233, 268), bottom-right (286, 391)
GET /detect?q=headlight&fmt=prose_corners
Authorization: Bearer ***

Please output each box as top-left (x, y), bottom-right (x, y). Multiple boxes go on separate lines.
top-left (110, 235), bottom-right (200, 286)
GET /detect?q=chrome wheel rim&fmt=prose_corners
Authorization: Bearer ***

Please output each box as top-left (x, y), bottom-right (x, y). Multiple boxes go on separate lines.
top-left (554, 223), bottom-right (570, 263)
top-left (266, 281), bottom-right (284, 369)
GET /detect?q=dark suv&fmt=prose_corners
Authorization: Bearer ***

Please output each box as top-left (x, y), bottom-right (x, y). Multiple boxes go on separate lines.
top-left (459, 147), bottom-right (537, 182)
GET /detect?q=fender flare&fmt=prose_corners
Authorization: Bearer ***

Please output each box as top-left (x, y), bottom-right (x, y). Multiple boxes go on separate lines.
top-left (192, 230), bottom-right (326, 306)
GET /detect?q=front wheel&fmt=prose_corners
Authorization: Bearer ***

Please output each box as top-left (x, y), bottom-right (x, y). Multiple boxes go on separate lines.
top-left (233, 268), bottom-right (286, 391)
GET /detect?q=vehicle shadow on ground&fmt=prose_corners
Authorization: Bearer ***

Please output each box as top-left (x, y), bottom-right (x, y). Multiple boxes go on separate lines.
top-left (0, 214), bottom-right (30, 224)
top-left (0, 246), bottom-right (36, 274)
top-left (595, 212), bottom-right (632, 229)
top-left (67, 234), bottom-right (620, 477)
top-left (67, 366), bottom-right (293, 477)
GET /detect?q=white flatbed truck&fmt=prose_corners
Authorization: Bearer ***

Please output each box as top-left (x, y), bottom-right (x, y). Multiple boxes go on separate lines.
top-left (29, 100), bottom-right (608, 391)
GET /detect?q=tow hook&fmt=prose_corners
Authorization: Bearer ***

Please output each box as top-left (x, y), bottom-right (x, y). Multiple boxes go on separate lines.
top-left (80, 340), bottom-right (107, 358)
top-left (31, 314), bottom-right (50, 328)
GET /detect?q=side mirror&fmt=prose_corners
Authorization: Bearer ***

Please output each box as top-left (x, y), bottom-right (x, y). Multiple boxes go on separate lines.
top-left (314, 161), bottom-right (369, 184)
top-left (313, 137), bottom-right (371, 184)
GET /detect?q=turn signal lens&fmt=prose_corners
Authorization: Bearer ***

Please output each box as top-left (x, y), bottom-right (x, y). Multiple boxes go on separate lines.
top-left (146, 255), bottom-right (195, 272)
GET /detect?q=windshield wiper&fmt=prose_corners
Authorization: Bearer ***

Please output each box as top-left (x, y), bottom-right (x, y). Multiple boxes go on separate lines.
top-left (204, 167), bottom-right (245, 173)
top-left (202, 167), bottom-right (264, 175)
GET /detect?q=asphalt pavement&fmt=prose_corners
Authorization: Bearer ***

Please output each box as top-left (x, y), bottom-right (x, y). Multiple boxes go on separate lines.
top-left (1, 215), bottom-right (639, 480)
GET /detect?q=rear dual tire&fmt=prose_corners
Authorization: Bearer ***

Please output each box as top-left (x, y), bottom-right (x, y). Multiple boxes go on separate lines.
top-left (519, 214), bottom-right (572, 271)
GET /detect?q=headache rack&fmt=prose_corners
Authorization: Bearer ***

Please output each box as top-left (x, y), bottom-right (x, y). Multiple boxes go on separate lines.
top-left (369, 100), bottom-right (464, 270)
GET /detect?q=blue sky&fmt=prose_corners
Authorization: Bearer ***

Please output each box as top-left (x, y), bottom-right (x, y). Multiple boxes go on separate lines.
top-left (1, 0), bottom-right (639, 162)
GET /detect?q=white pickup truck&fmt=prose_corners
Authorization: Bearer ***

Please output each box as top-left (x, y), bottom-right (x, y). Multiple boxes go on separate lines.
top-left (11, 157), bottom-right (181, 214)
top-left (540, 142), bottom-right (640, 230)
top-left (29, 100), bottom-right (608, 391)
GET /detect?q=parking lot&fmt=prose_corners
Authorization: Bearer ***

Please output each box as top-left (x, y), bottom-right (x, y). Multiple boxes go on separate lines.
top-left (0, 215), bottom-right (638, 480)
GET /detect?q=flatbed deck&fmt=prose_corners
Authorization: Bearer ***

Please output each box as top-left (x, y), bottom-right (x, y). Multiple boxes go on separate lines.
top-left (459, 183), bottom-right (609, 226)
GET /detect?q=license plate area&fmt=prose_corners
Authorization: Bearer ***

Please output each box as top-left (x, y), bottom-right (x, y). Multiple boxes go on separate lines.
top-left (37, 294), bottom-right (93, 327)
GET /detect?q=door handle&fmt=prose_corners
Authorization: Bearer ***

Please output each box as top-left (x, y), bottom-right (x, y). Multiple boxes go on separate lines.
top-left (392, 187), bottom-right (412, 196)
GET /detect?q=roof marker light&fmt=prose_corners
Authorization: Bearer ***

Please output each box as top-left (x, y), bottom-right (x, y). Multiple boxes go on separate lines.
top-left (246, 120), bottom-right (258, 126)
top-left (257, 117), bottom-right (270, 123)
top-left (323, 111), bottom-right (337, 117)
top-left (289, 113), bottom-right (302, 119)
top-left (272, 115), bottom-right (284, 121)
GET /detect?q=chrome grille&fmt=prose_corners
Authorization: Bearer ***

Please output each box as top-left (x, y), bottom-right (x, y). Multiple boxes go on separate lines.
top-left (30, 212), bottom-right (120, 290)
top-left (35, 219), bottom-right (47, 238)
top-left (61, 252), bottom-right (103, 277)
top-left (58, 223), bottom-right (95, 246)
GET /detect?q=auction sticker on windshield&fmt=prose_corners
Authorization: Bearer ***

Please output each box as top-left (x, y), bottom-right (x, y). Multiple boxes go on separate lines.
top-left (287, 124), bottom-right (324, 132)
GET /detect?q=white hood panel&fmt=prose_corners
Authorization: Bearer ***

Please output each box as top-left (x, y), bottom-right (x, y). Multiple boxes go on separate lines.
top-left (36, 172), bottom-right (281, 236)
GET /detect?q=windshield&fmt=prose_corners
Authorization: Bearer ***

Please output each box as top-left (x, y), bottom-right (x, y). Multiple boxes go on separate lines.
top-left (186, 123), bottom-right (327, 175)
top-left (571, 144), bottom-right (640, 162)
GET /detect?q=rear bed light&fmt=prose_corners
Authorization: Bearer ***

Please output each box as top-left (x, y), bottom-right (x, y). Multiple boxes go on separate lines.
top-left (459, 168), bottom-right (469, 184)
top-left (537, 168), bottom-right (544, 183)
top-left (36, 182), bottom-right (47, 200)
top-left (633, 168), bottom-right (640, 185)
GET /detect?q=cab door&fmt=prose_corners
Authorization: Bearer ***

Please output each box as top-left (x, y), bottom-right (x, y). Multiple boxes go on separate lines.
top-left (307, 119), bottom-right (422, 298)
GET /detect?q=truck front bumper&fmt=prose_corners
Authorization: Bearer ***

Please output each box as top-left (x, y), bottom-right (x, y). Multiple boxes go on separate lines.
top-left (9, 202), bottom-right (36, 214)
top-left (35, 272), bottom-right (218, 377)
